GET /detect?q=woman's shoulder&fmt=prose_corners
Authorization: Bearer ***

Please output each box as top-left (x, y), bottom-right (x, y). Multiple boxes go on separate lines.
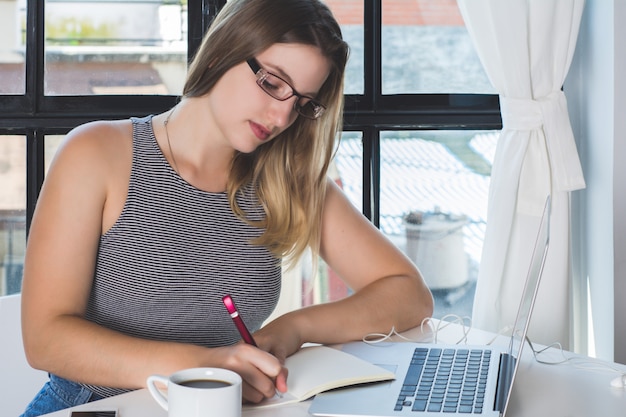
top-left (50, 119), bottom-right (134, 180)
top-left (67, 118), bottom-right (132, 145)
top-left (60, 119), bottom-right (133, 158)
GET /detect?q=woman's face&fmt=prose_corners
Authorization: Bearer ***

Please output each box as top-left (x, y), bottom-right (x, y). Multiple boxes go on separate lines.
top-left (206, 42), bottom-right (331, 154)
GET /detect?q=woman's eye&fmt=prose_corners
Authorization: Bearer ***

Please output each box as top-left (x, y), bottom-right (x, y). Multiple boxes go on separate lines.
top-left (262, 79), bottom-right (281, 91)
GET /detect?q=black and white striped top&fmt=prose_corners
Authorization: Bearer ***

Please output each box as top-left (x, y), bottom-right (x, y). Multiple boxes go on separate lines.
top-left (81, 115), bottom-right (282, 397)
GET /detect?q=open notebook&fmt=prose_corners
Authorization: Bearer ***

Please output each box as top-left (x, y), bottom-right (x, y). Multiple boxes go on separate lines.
top-left (244, 345), bottom-right (395, 409)
top-left (309, 196), bottom-right (552, 417)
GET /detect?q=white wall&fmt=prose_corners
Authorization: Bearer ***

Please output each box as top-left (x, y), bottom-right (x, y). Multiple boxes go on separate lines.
top-left (613, 0), bottom-right (626, 364)
top-left (566, 0), bottom-right (625, 363)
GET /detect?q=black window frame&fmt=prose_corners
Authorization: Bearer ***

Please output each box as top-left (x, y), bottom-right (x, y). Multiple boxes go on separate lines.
top-left (0, 0), bottom-right (501, 234)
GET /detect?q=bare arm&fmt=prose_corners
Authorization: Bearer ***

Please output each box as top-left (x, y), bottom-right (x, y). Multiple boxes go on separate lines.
top-left (256, 178), bottom-right (433, 357)
top-left (20, 120), bottom-right (282, 402)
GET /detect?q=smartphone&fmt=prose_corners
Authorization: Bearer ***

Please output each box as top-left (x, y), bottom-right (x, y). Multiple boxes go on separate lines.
top-left (70, 411), bottom-right (117, 417)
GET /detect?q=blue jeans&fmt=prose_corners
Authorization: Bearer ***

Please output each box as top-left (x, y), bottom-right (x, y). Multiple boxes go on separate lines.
top-left (20, 374), bottom-right (103, 417)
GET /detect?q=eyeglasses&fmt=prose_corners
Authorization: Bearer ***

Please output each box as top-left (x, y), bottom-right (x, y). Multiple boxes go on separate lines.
top-left (247, 58), bottom-right (326, 120)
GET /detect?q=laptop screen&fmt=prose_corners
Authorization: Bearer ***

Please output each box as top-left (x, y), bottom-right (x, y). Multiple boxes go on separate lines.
top-left (499, 195), bottom-right (551, 414)
top-left (508, 196), bottom-right (551, 359)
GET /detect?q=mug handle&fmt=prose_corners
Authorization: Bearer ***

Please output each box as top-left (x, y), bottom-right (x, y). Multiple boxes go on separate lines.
top-left (146, 375), bottom-right (170, 411)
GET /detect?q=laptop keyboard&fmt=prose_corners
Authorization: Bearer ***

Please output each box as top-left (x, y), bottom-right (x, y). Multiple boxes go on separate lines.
top-left (395, 347), bottom-right (491, 414)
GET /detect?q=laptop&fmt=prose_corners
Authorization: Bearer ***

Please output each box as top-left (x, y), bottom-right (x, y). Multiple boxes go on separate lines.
top-left (309, 196), bottom-right (551, 417)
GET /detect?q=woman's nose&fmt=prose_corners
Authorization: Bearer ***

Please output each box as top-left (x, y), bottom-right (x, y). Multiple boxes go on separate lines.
top-left (268, 97), bottom-right (298, 127)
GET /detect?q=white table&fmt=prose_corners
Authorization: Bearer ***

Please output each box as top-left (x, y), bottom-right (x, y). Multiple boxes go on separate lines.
top-left (41, 321), bottom-right (626, 416)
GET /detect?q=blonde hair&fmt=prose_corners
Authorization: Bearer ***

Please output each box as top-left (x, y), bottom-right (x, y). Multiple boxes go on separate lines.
top-left (182, 0), bottom-right (349, 264)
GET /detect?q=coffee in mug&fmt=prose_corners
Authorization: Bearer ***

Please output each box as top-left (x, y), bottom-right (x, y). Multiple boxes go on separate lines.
top-left (147, 367), bottom-right (242, 417)
top-left (178, 379), bottom-right (232, 389)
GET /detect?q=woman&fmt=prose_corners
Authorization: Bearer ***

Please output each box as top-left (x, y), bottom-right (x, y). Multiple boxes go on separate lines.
top-left (20, 0), bottom-right (433, 415)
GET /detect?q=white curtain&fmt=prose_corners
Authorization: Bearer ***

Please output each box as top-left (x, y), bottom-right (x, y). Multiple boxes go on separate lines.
top-left (457, 0), bottom-right (586, 347)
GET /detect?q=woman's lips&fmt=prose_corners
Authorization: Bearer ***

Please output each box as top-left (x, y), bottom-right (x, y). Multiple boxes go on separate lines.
top-left (250, 121), bottom-right (271, 141)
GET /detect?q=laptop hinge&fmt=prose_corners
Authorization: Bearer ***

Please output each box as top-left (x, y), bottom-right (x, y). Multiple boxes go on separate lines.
top-left (493, 353), bottom-right (516, 413)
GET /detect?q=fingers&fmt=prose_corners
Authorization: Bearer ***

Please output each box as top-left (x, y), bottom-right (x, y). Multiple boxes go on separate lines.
top-left (218, 344), bottom-right (282, 402)
top-left (275, 365), bottom-right (289, 394)
top-left (241, 380), bottom-right (267, 404)
top-left (238, 364), bottom-right (280, 401)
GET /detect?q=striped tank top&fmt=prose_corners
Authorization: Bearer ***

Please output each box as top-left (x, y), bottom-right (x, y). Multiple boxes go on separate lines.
top-left (81, 115), bottom-right (282, 397)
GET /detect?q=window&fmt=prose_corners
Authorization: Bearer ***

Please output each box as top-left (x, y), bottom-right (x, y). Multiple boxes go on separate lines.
top-left (0, 0), bottom-right (500, 323)
top-left (44, 0), bottom-right (188, 96)
top-left (316, 0), bottom-right (501, 319)
top-left (0, 136), bottom-right (26, 295)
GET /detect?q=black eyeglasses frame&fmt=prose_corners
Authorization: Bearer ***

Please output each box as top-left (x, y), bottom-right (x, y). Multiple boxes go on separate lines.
top-left (246, 58), bottom-right (326, 120)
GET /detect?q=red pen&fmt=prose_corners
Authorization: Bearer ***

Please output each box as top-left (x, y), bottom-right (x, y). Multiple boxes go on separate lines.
top-left (222, 294), bottom-right (283, 398)
top-left (222, 294), bottom-right (257, 346)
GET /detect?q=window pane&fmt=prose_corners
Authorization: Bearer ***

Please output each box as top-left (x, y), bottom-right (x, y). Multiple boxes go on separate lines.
top-left (44, 0), bottom-right (187, 95)
top-left (323, 0), bottom-right (364, 94)
top-left (45, 135), bottom-right (64, 171)
top-left (0, 136), bottom-right (26, 295)
top-left (0, 135), bottom-right (62, 296)
top-left (333, 131), bottom-right (363, 214)
top-left (381, 0), bottom-right (494, 94)
top-left (380, 130), bottom-right (498, 318)
top-left (0, 0), bottom-right (26, 94)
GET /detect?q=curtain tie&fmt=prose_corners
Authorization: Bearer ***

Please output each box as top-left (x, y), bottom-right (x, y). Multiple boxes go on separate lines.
top-left (500, 92), bottom-right (586, 192)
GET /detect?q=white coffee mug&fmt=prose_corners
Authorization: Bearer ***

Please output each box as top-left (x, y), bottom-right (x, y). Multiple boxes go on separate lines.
top-left (147, 367), bottom-right (242, 417)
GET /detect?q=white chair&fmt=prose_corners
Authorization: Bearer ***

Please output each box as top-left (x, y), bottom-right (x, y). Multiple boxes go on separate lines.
top-left (0, 294), bottom-right (48, 416)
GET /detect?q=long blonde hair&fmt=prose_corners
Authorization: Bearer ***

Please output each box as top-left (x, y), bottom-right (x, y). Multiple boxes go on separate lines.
top-left (182, 0), bottom-right (349, 264)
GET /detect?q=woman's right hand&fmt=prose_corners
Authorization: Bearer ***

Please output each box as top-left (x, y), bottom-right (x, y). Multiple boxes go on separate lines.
top-left (208, 343), bottom-right (284, 403)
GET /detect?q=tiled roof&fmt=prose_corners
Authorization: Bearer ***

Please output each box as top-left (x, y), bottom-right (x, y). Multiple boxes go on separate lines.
top-left (334, 131), bottom-right (498, 264)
